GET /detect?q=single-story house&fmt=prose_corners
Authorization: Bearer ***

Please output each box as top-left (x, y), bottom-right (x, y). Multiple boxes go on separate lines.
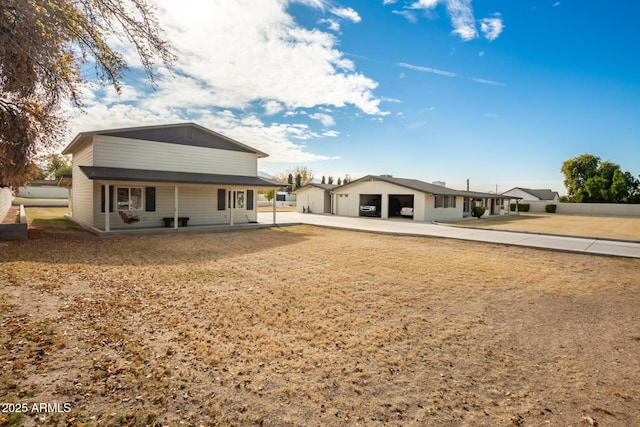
top-left (62, 123), bottom-right (281, 232)
top-left (295, 183), bottom-right (339, 214)
top-left (501, 187), bottom-right (559, 202)
top-left (331, 175), bottom-right (518, 222)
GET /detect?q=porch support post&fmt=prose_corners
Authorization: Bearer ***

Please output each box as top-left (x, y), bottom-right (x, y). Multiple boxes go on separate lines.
top-left (273, 188), bottom-right (277, 224)
top-left (105, 183), bottom-right (110, 232)
top-left (230, 188), bottom-right (234, 226)
top-left (174, 186), bottom-right (179, 229)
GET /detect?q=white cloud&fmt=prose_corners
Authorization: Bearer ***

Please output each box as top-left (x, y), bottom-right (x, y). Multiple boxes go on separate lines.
top-left (264, 100), bottom-right (285, 115)
top-left (406, 0), bottom-right (505, 42)
top-left (470, 77), bottom-right (506, 86)
top-left (409, 0), bottom-right (477, 40)
top-left (319, 18), bottom-right (341, 31)
top-left (310, 112), bottom-right (336, 127)
top-left (553, 2), bottom-right (560, 6)
top-left (330, 7), bottom-right (361, 23)
top-left (393, 10), bottom-right (418, 23)
top-left (445, 0), bottom-right (478, 40)
top-left (480, 13), bottom-right (504, 41)
top-left (410, 0), bottom-right (441, 8)
top-left (383, 0), bottom-right (398, 4)
top-left (398, 62), bottom-right (457, 77)
top-left (71, 0), bottom-right (383, 165)
top-left (478, 51), bottom-right (485, 57)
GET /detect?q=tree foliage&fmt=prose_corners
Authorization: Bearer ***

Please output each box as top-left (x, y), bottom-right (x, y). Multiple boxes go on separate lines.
top-left (275, 167), bottom-right (314, 192)
top-left (263, 189), bottom-right (274, 202)
top-left (35, 153), bottom-right (72, 180)
top-left (0, 0), bottom-right (175, 187)
top-left (561, 154), bottom-right (640, 203)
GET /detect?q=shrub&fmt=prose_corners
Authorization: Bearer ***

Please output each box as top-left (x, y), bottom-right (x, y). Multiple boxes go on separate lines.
top-left (545, 204), bottom-right (557, 213)
top-left (472, 206), bottom-right (486, 218)
top-left (509, 203), bottom-right (529, 212)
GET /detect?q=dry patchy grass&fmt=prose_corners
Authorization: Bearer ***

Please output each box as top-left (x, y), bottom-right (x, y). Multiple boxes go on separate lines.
top-left (447, 213), bottom-right (640, 241)
top-left (1, 225), bottom-right (639, 426)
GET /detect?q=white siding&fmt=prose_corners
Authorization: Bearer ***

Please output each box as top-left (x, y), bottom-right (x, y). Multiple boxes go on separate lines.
top-left (93, 182), bottom-right (257, 230)
top-left (297, 187), bottom-right (330, 213)
top-left (0, 187), bottom-right (12, 222)
top-left (70, 142), bottom-right (94, 228)
top-left (334, 180), bottom-right (465, 222)
top-left (423, 195), bottom-right (464, 222)
top-left (93, 136), bottom-right (257, 176)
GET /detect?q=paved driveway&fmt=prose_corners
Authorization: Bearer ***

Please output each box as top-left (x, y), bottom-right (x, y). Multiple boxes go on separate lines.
top-left (258, 212), bottom-right (640, 259)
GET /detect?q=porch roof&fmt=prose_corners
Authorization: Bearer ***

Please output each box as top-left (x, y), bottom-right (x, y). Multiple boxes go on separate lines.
top-left (79, 166), bottom-right (284, 187)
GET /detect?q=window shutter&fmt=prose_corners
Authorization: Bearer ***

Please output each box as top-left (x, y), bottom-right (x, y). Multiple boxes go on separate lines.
top-left (217, 189), bottom-right (226, 210)
top-left (247, 190), bottom-right (254, 210)
top-left (145, 187), bottom-right (156, 212)
top-left (101, 185), bottom-right (114, 212)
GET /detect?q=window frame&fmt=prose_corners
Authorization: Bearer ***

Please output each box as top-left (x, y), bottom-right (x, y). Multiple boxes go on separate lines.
top-left (116, 186), bottom-right (143, 211)
top-left (434, 195), bottom-right (443, 208)
top-left (236, 190), bottom-right (245, 209)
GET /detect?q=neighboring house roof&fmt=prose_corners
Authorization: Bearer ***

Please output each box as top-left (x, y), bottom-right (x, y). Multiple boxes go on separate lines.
top-left (62, 123), bottom-right (269, 158)
top-left (295, 183), bottom-right (340, 193)
top-left (502, 187), bottom-right (558, 200)
top-left (79, 166), bottom-right (283, 187)
top-left (336, 175), bottom-right (464, 196)
top-left (335, 175), bottom-right (515, 199)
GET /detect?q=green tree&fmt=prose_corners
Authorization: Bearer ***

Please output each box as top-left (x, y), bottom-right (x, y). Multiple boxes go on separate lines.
top-left (36, 154), bottom-right (72, 180)
top-left (337, 177), bottom-right (342, 185)
top-left (561, 154), bottom-right (640, 203)
top-left (263, 189), bottom-right (275, 202)
top-left (327, 176), bottom-right (334, 185)
top-left (287, 173), bottom-right (293, 193)
top-left (561, 154), bottom-right (600, 200)
top-left (321, 176), bottom-right (326, 184)
top-left (1, 0), bottom-right (175, 188)
top-left (295, 174), bottom-right (302, 191)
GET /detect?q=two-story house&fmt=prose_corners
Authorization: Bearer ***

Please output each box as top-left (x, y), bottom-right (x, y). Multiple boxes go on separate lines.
top-left (62, 123), bottom-right (280, 232)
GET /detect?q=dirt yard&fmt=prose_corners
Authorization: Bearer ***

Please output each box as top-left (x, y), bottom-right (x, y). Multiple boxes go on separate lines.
top-left (1, 224), bottom-right (639, 426)
top-left (446, 213), bottom-right (640, 241)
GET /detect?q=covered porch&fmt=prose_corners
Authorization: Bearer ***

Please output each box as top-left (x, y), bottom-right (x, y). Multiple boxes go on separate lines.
top-left (462, 193), bottom-right (522, 218)
top-left (79, 166), bottom-right (282, 233)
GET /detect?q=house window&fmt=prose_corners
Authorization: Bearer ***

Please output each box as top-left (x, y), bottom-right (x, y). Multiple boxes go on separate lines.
top-left (444, 196), bottom-right (450, 208)
top-left (117, 187), bottom-right (143, 210)
top-left (434, 195), bottom-right (443, 208)
top-left (237, 191), bottom-right (245, 209)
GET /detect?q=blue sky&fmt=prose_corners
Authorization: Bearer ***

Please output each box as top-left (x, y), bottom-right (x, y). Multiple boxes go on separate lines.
top-left (70, 0), bottom-right (640, 194)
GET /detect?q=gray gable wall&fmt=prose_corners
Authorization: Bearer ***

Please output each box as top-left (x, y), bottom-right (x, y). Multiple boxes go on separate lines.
top-left (101, 125), bottom-right (255, 153)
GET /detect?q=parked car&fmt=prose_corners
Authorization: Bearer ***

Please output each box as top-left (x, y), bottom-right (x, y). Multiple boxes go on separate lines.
top-left (400, 206), bottom-right (414, 217)
top-left (359, 199), bottom-right (381, 217)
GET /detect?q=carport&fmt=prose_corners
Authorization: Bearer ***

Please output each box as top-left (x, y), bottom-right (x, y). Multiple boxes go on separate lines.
top-left (388, 194), bottom-right (413, 218)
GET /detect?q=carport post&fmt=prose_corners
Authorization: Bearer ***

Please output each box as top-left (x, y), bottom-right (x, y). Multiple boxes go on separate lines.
top-left (174, 186), bottom-right (179, 229)
top-left (230, 188), bottom-right (234, 226)
top-left (105, 183), bottom-right (110, 232)
top-left (272, 188), bottom-right (277, 224)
